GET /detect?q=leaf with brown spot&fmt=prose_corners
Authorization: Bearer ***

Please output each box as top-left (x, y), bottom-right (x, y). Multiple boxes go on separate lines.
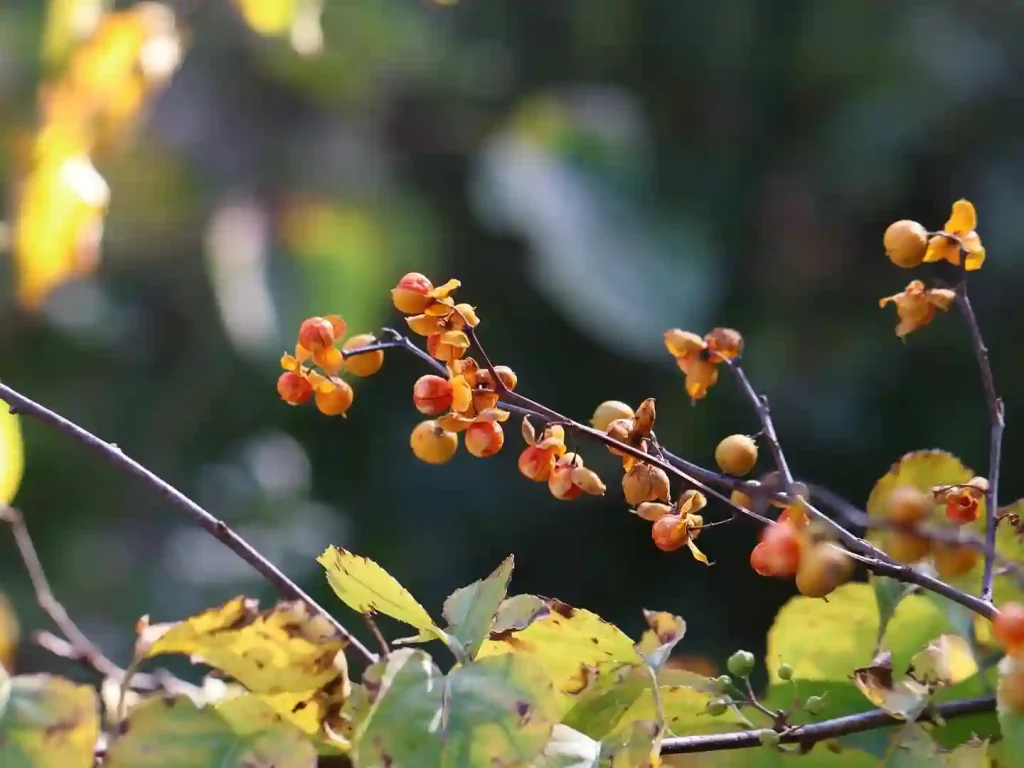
top-left (104, 695), bottom-right (317, 768)
top-left (634, 611), bottom-right (686, 671)
top-left (137, 597), bottom-right (350, 697)
top-left (0, 670), bottom-right (98, 768)
top-left (852, 651), bottom-right (930, 722)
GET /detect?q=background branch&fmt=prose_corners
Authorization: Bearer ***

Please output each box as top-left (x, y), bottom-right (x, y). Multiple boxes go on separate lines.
top-left (0, 384), bottom-right (378, 666)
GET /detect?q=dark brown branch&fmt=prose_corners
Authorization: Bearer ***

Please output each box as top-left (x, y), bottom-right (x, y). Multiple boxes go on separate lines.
top-left (0, 384), bottom-right (378, 665)
top-left (660, 695), bottom-right (994, 754)
top-left (955, 284), bottom-right (1004, 603)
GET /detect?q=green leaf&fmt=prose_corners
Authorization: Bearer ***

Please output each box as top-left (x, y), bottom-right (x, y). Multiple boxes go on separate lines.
top-left (353, 648), bottom-right (558, 767)
top-left (492, 595), bottom-right (550, 633)
top-left (598, 719), bottom-right (659, 767)
top-left (882, 725), bottom-right (945, 768)
top-left (0, 671), bottom-right (98, 768)
top-left (872, 576), bottom-right (914, 650)
top-left (318, 547), bottom-right (442, 638)
top-left (634, 611), bottom-right (685, 671)
top-left (0, 406), bottom-right (23, 506)
top-left (478, 598), bottom-right (639, 712)
top-left (852, 652), bottom-right (930, 722)
top-left (997, 655), bottom-right (1024, 764)
top-left (766, 583), bottom-right (955, 684)
top-left (441, 555), bottom-right (515, 660)
top-left (105, 696), bottom-right (316, 768)
top-left (561, 664), bottom-right (650, 739)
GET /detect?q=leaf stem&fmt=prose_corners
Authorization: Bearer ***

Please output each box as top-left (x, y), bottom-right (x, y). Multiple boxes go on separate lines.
top-left (0, 384), bottom-right (378, 666)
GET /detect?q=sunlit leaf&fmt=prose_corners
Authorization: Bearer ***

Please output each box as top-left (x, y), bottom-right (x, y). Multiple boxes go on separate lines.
top-left (441, 555), bottom-right (515, 660)
top-left (615, 683), bottom-right (747, 738)
top-left (599, 719), bottom-right (659, 768)
top-left (317, 547), bottom-right (443, 639)
top-left (104, 695), bottom-right (316, 768)
top-left (562, 664), bottom-right (651, 739)
top-left (635, 611), bottom-right (686, 671)
top-left (997, 655), bottom-right (1024, 762)
top-left (0, 669), bottom-right (99, 768)
top-left (766, 583), bottom-right (955, 684)
top-left (232, 0), bottom-right (324, 56)
top-left (0, 594), bottom-right (19, 671)
top-left (215, 692), bottom-right (346, 753)
top-left (532, 725), bottom-right (599, 768)
top-left (41, 0), bottom-right (106, 68)
top-left (478, 597), bottom-right (640, 715)
top-left (882, 725), bottom-right (946, 767)
top-left (353, 648), bottom-right (557, 768)
top-left (852, 652), bottom-right (930, 722)
top-left (907, 635), bottom-right (977, 689)
top-left (137, 597), bottom-right (350, 696)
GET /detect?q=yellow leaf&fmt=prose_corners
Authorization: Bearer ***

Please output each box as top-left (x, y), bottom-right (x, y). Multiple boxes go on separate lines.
top-left (232, 0), bottom-right (324, 56)
top-left (0, 593), bottom-right (20, 672)
top-left (317, 547), bottom-right (443, 638)
top-left (907, 634), bottom-right (977, 688)
top-left (40, 0), bottom-right (106, 68)
top-left (138, 597), bottom-right (350, 697)
top-left (0, 670), bottom-right (99, 768)
top-left (852, 651), bottom-right (930, 721)
top-left (766, 583), bottom-right (955, 683)
top-left (0, 406), bottom-right (24, 507)
top-left (477, 597), bottom-right (639, 706)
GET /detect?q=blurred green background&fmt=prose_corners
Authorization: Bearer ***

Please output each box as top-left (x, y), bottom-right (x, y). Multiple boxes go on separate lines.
top-left (1, 0), bottom-right (1022, 682)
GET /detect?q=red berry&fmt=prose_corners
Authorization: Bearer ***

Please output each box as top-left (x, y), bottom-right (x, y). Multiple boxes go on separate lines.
top-left (392, 273), bottom-right (434, 314)
top-left (652, 514), bottom-right (687, 552)
top-left (758, 522), bottom-right (803, 577)
top-left (465, 421), bottom-right (504, 458)
top-left (945, 492), bottom-right (980, 525)
top-left (297, 316), bottom-right (335, 353)
top-left (277, 372), bottom-right (313, 405)
top-left (749, 542), bottom-right (775, 576)
top-left (412, 375), bottom-right (453, 415)
top-left (994, 603), bottom-right (1024, 653)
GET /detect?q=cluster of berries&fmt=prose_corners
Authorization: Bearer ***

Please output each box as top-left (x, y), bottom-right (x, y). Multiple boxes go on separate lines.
top-left (879, 480), bottom-right (986, 578)
top-left (663, 327), bottom-right (743, 400)
top-left (880, 199), bottom-right (984, 338)
top-left (276, 314), bottom-right (383, 416)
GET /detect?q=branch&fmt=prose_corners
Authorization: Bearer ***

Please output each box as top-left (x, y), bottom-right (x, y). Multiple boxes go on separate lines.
top-left (0, 384), bottom-right (378, 666)
top-left (660, 695), bottom-right (994, 754)
top-left (955, 284), bottom-right (1004, 603)
top-left (346, 328), bottom-right (999, 621)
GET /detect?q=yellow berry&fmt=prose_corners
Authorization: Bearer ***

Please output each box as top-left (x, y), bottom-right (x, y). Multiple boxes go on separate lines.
top-left (410, 420), bottom-right (458, 464)
top-left (634, 502), bottom-right (673, 521)
top-left (933, 543), bottom-right (979, 579)
top-left (883, 220), bottom-right (928, 268)
top-left (392, 272), bottom-right (433, 314)
top-left (795, 543), bottom-right (853, 598)
top-left (886, 485), bottom-right (931, 526)
top-left (622, 463), bottom-right (671, 506)
top-left (590, 400), bottom-right (635, 432)
top-left (342, 334), bottom-right (384, 377)
top-left (715, 434), bottom-right (758, 476)
top-left (730, 482), bottom-right (760, 512)
top-left (315, 381), bottom-right (354, 416)
top-left (465, 421), bottom-right (504, 458)
top-left (886, 531), bottom-right (930, 564)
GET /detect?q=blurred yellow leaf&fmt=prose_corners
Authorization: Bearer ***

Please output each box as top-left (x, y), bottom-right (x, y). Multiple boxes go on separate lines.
top-left (0, 406), bottom-right (24, 507)
top-left (0, 594), bottom-right (19, 672)
top-left (138, 597), bottom-right (350, 697)
top-left (0, 670), bottom-right (99, 768)
top-left (41, 0), bottom-right (107, 68)
top-left (233, 0), bottom-right (324, 56)
top-left (317, 547), bottom-right (443, 638)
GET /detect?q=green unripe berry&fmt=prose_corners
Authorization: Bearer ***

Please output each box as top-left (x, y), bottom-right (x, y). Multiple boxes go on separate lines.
top-left (805, 695), bottom-right (825, 715)
top-left (758, 729), bottom-right (781, 748)
top-left (715, 674), bottom-right (733, 693)
top-left (727, 650), bottom-right (756, 678)
top-left (778, 663), bottom-right (793, 681)
top-left (706, 698), bottom-right (728, 717)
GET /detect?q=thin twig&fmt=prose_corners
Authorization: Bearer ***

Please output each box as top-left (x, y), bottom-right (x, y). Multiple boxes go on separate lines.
top-left (956, 284), bottom-right (1004, 603)
top-left (660, 695), bottom-right (993, 754)
top-left (0, 384), bottom-right (378, 665)
top-left (363, 614), bottom-right (391, 656)
top-left (0, 506), bottom-right (123, 680)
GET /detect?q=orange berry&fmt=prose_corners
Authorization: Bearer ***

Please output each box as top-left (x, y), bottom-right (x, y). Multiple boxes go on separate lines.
top-left (795, 543), bottom-right (853, 598)
top-left (477, 366), bottom-right (518, 392)
top-left (315, 381), bottom-right (354, 416)
top-left (590, 400), bottom-right (635, 432)
top-left (519, 445), bottom-right (555, 482)
top-left (634, 502), bottom-right (673, 522)
top-left (549, 462), bottom-right (583, 501)
top-left (777, 504), bottom-right (810, 529)
top-left (704, 327), bottom-right (743, 361)
top-left (413, 375), bottom-right (453, 415)
top-left (758, 523), bottom-right (803, 578)
top-left (886, 532), bottom-right (931, 564)
top-left (933, 543), bottom-right (979, 579)
top-left (749, 543), bottom-right (775, 576)
top-left (277, 371), bottom-right (313, 406)
top-left (410, 420), bottom-right (458, 464)
top-left (622, 463), bottom-right (671, 506)
top-left (759, 471), bottom-right (810, 509)
top-left (883, 220), bottom-right (928, 268)
top-left (994, 603), bottom-right (1024, 653)
top-left (887, 486), bottom-right (932, 525)
top-left (298, 317), bottom-right (336, 353)
top-left (605, 418), bottom-right (634, 458)
top-left (392, 272), bottom-right (434, 314)
top-left (652, 514), bottom-right (687, 552)
top-left (945, 492), bottom-right (980, 525)
top-left (715, 434), bottom-right (758, 476)
top-left (342, 334), bottom-right (384, 377)
top-left (465, 421), bottom-right (504, 458)
top-left (426, 333), bottom-right (465, 362)
top-left (731, 482), bottom-right (760, 512)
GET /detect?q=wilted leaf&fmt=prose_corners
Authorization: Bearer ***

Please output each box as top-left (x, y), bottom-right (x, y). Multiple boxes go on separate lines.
top-left (478, 597), bottom-right (639, 706)
top-left (635, 611), bottom-right (686, 671)
top-left (0, 406), bottom-right (24, 507)
top-left (104, 696), bottom-right (316, 768)
top-left (318, 547), bottom-right (444, 640)
top-left (0, 670), bottom-right (99, 768)
top-left (440, 555), bottom-right (515, 659)
top-left (766, 583), bottom-right (954, 683)
top-left (138, 597), bottom-right (350, 697)
top-left (353, 649), bottom-right (557, 768)
top-left (852, 652), bottom-right (930, 722)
